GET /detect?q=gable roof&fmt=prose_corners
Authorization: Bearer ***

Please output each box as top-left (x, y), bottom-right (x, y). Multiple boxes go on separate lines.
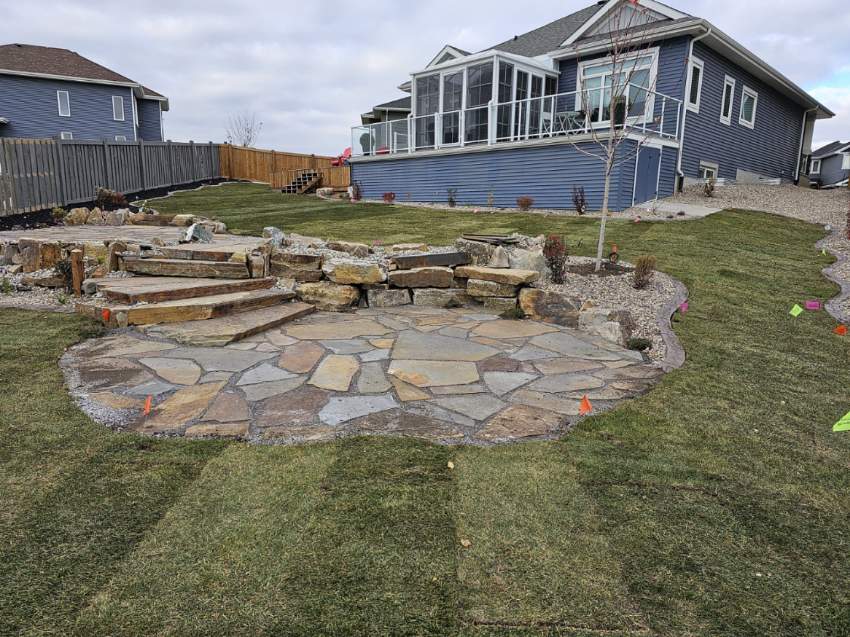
top-left (812, 141), bottom-right (849, 159)
top-left (489, 4), bottom-right (601, 58)
top-left (374, 96), bottom-right (411, 111)
top-left (0, 43), bottom-right (167, 106)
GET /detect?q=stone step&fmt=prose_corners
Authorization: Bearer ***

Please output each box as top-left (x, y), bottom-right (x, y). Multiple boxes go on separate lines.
top-left (93, 276), bottom-right (276, 304)
top-left (143, 302), bottom-right (315, 346)
top-left (76, 289), bottom-right (293, 327)
top-left (157, 246), bottom-right (249, 262)
top-left (454, 265), bottom-right (540, 285)
top-left (121, 256), bottom-right (251, 279)
top-left (391, 251), bottom-right (470, 270)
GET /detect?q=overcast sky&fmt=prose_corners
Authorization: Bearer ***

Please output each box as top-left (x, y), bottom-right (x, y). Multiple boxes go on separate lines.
top-left (3, 0), bottom-right (849, 154)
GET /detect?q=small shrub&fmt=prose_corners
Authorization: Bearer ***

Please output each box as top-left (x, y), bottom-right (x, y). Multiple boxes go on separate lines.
top-left (447, 188), bottom-right (458, 208)
top-left (633, 255), bottom-right (657, 290)
top-left (516, 196), bottom-right (534, 211)
top-left (0, 277), bottom-right (12, 294)
top-left (53, 258), bottom-right (73, 291)
top-left (94, 187), bottom-right (128, 210)
top-left (572, 186), bottom-right (588, 215)
top-left (702, 178), bottom-right (716, 198)
top-left (543, 234), bottom-right (568, 284)
top-left (500, 306), bottom-right (526, 321)
top-left (51, 206), bottom-right (66, 222)
top-left (627, 337), bottom-right (652, 352)
top-left (57, 293), bottom-right (68, 305)
top-left (382, 192), bottom-right (396, 205)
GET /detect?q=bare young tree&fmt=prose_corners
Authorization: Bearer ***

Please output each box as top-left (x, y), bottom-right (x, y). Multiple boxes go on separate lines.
top-left (566, 0), bottom-right (668, 271)
top-left (225, 113), bottom-right (263, 148)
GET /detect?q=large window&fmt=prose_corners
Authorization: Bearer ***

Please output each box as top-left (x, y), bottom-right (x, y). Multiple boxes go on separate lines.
top-left (112, 95), bottom-right (125, 121)
top-left (442, 72), bottom-right (463, 145)
top-left (465, 62), bottom-right (493, 143)
top-left (496, 62), bottom-right (514, 141)
top-left (720, 75), bottom-right (736, 125)
top-left (739, 86), bottom-right (758, 129)
top-left (415, 74), bottom-right (440, 148)
top-left (578, 52), bottom-right (656, 126)
top-left (686, 57), bottom-right (704, 113)
top-left (57, 90), bottom-right (70, 117)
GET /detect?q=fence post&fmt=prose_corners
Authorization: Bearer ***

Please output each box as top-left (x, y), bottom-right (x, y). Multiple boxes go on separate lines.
top-left (55, 139), bottom-right (67, 207)
top-left (189, 141), bottom-right (197, 182)
top-left (138, 139), bottom-right (147, 193)
top-left (102, 140), bottom-right (112, 190)
top-left (168, 140), bottom-right (175, 186)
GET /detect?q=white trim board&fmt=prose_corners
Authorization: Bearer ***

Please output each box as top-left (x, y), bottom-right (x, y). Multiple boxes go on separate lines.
top-left (561, 0), bottom-right (686, 47)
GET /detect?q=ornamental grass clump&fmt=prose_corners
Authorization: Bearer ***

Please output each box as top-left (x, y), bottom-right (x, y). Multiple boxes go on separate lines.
top-left (633, 255), bottom-right (657, 290)
top-left (517, 196), bottom-right (534, 211)
top-left (543, 234), bottom-right (568, 284)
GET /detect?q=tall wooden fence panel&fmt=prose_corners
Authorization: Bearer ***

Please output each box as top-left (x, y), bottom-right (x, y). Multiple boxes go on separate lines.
top-left (220, 145), bottom-right (349, 190)
top-left (0, 138), bottom-right (63, 215)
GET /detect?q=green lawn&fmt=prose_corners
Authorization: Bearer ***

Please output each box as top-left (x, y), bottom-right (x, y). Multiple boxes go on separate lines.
top-left (3, 183), bottom-right (849, 636)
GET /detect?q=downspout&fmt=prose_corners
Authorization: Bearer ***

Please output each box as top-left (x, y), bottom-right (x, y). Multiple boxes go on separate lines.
top-left (676, 25), bottom-right (712, 188)
top-left (795, 107), bottom-right (818, 182)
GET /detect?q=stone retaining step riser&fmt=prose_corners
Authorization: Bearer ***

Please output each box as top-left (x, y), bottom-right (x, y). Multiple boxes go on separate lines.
top-left (98, 277), bottom-right (276, 304)
top-left (121, 256), bottom-right (251, 279)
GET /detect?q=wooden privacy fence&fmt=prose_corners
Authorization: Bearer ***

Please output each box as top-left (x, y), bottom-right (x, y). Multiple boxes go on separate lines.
top-left (0, 138), bottom-right (220, 217)
top-left (220, 145), bottom-right (350, 191)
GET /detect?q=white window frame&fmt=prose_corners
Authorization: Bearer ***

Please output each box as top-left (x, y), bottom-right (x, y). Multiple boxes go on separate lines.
top-left (575, 46), bottom-right (660, 127)
top-left (810, 158), bottom-right (821, 175)
top-left (720, 75), bottom-right (736, 126)
top-left (842, 154), bottom-right (850, 171)
top-left (739, 85), bottom-right (758, 129)
top-left (698, 161), bottom-right (719, 180)
top-left (112, 95), bottom-right (125, 121)
top-left (685, 56), bottom-right (704, 113)
top-left (59, 131), bottom-right (73, 140)
top-left (57, 90), bottom-right (70, 117)
top-left (114, 135), bottom-right (127, 142)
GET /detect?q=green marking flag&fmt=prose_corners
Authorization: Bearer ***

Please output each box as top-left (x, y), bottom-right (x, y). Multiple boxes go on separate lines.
top-left (790, 304), bottom-right (804, 318)
top-left (822, 249), bottom-right (828, 256)
top-left (834, 412), bottom-right (850, 432)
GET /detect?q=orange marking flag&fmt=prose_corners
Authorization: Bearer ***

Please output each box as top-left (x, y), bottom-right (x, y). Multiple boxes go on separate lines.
top-left (579, 396), bottom-right (593, 416)
top-left (836, 325), bottom-right (848, 336)
top-left (143, 395), bottom-right (153, 416)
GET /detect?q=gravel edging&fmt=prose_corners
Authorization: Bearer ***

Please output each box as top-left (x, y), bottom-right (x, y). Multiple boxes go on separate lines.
top-left (658, 279), bottom-right (689, 372)
top-left (817, 230), bottom-right (850, 325)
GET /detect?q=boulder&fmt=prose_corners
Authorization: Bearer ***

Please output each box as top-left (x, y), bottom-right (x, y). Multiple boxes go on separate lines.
top-left (466, 279), bottom-right (518, 298)
top-left (107, 241), bottom-right (127, 272)
top-left (518, 288), bottom-right (581, 327)
top-left (509, 248), bottom-right (548, 278)
top-left (65, 207), bottom-right (90, 225)
top-left (412, 288), bottom-right (471, 308)
top-left (483, 297), bottom-right (518, 313)
top-left (83, 241), bottom-right (108, 262)
top-left (579, 308), bottom-right (635, 346)
top-left (86, 208), bottom-right (106, 225)
top-left (198, 220), bottom-right (226, 235)
top-left (21, 272), bottom-right (66, 288)
top-left (170, 214), bottom-right (196, 227)
top-left (367, 288), bottom-right (411, 308)
top-left (104, 209), bottom-right (128, 226)
top-left (296, 281), bottom-right (360, 312)
top-left (388, 267), bottom-right (454, 289)
top-left (270, 251), bottom-right (323, 281)
top-left (455, 238), bottom-right (495, 265)
top-left (287, 233), bottom-right (325, 248)
top-left (327, 240), bottom-right (371, 258)
top-left (183, 223), bottom-right (214, 243)
top-left (322, 259), bottom-right (386, 285)
top-left (38, 241), bottom-right (61, 269)
top-left (487, 246), bottom-right (511, 268)
top-left (0, 243), bottom-right (18, 266)
top-left (17, 239), bottom-right (40, 273)
top-left (263, 227), bottom-right (286, 248)
top-left (455, 266), bottom-right (539, 285)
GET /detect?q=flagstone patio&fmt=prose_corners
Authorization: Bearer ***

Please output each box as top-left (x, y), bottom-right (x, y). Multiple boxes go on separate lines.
top-left (61, 306), bottom-right (664, 444)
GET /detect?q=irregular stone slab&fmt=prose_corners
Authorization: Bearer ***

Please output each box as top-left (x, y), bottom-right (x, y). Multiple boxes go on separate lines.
top-left (595, 365), bottom-right (663, 380)
top-left (390, 377), bottom-right (430, 402)
top-left (202, 392), bottom-right (251, 423)
top-left (526, 374), bottom-right (605, 394)
top-left (455, 266), bottom-right (539, 285)
top-left (408, 402), bottom-right (476, 428)
top-left (327, 240), bottom-right (371, 258)
top-left (483, 372), bottom-right (538, 396)
top-left (135, 381), bottom-right (226, 433)
top-left (566, 387), bottom-right (629, 400)
top-left (357, 362), bottom-right (392, 394)
top-left (296, 281), bottom-right (360, 312)
top-left (320, 339), bottom-right (373, 355)
top-left (478, 355), bottom-right (522, 373)
top-left (391, 330), bottom-right (498, 362)
top-left (388, 267), bottom-right (454, 289)
top-left (518, 288), bottom-right (581, 327)
top-left (388, 360), bottom-right (479, 388)
top-left (77, 357), bottom-right (153, 390)
top-left (78, 334), bottom-right (177, 359)
top-left (433, 394), bottom-right (506, 421)
top-left (487, 246), bottom-right (511, 268)
top-left (138, 357), bottom-right (202, 386)
top-left (473, 320), bottom-right (558, 339)
top-left (430, 383), bottom-right (487, 395)
top-left (369, 338), bottom-right (395, 349)
top-left (412, 288), bottom-right (471, 308)
top-left (476, 405), bottom-right (563, 442)
top-left (308, 355), bottom-right (359, 392)
top-left (467, 279), bottom-right (518, 298)
top-left (534, 358), bottom-right (605, 375)
top-left (89, 392), bottom-right (145, 410)
top-left (438, 326), bottom-right (471, 338)
top-left (227, 342), bottom-right (257, 351)
top-left (367, 288), bottom-right (411, 308)
top-left (391, 252), bottom-right (470, 270)
top-left (455, 238), bottom-right (495, 265)
top-left (389, 242), bottom-right (429, 253)
top-left (530, 332), bottom-right (623, 361)
top-left (319, 393), bottom-right (398, 426)
top-left (278, 341), bottom-right (325, 374)
top-left (200, 372), bottom-right (233, 383)
top-left (270, 252), bottom-right (323, 281)
top-left (161, 347), bottom-right (275, 372)
top-left (265, 330), bottom-right (297, 348)
top-left (126, 379), bottom-right (176, 397)
top-left (510, 389), bottom-right (581, 416)
top-left (237, 363), bottom-right (298, 386)
top-left (322, 259), bottom-right (387, 285)
top-left (286, 318), bottom-right (390, 341)
top-left (185, 422), bottom-right (249, 439)
top-left (509, 345), bottom-right (559, 362)
top-left (359, 349), bottom-right (390, 362)
top-left (255, 385), bottom-right (329, 428)
top-left (242, 377), bottom-right (306, 402)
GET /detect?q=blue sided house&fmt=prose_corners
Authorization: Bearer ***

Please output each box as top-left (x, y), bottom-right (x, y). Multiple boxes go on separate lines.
top-left (0, 43), bottom-right (168, 142)
top-left (350, 0), bottom-right (834, 211)
top-left (808, 141), bottom-right (850, 189)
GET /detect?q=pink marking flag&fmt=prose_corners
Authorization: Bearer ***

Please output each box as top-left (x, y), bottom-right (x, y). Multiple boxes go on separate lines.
top-left (805, 300), bottom-right (822, 311)
top-left (679, 301), bottom-right (689, 314)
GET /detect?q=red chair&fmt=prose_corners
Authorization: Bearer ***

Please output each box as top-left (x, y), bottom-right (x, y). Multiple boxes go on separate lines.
top-left (332, 147), bottom-right (352, 166)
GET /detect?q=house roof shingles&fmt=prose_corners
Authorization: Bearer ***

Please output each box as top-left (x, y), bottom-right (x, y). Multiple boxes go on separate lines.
top-left (488, 4), bottom-right (602, 57)
top-left (812, 141), bottom-right (849, 159)
top-left (374, 96), bottom-right (411, 111)
top-left (0, 43), bottom-right (165, 100)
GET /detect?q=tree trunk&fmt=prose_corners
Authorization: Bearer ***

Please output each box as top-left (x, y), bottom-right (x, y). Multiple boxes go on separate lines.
top-left (595, 135), bottom-right (616, 272)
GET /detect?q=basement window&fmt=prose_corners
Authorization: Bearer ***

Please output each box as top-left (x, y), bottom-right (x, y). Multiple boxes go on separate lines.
top-left (60, 131), bottom-right (73, 140)
top-left (810, 159), bottom-right (821, 175)
top-left (699, 161), bottom-right (718, 180)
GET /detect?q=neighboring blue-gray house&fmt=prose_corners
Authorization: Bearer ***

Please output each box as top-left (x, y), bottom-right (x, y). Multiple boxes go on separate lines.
top-left (350, 0), bottom-right (833, 211)
top-left (0, 43), bottom-right (168, 142)
top-left (809, 141), bottom-right (849, 188)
